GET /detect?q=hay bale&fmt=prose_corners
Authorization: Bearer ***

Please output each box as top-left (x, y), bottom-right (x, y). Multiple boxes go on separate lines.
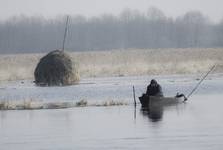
top-left (34, 50), bottom-right (79, 86)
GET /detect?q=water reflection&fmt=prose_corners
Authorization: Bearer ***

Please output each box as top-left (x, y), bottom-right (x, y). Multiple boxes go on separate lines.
top-left (140, 106), bottom-right (163, 122)
top-left (139, 100), bottom-right (187, 123)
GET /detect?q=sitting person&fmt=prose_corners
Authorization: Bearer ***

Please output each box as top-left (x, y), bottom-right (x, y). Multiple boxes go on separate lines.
top-left (139, 79), bottom-right (163, 107)
top-left (146, 79), bottom-right (163, 97)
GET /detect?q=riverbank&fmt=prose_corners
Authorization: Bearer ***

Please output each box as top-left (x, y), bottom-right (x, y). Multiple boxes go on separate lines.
top-left (0, 48), bottom-right (223, 81)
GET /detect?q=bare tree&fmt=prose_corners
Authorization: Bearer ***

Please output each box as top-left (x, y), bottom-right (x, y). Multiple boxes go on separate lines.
top-left (0, 9), bottom-right (222, 54)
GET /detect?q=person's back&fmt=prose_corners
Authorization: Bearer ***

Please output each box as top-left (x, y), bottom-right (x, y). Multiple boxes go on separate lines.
top-left (146, 79), bottom-right (163, 97)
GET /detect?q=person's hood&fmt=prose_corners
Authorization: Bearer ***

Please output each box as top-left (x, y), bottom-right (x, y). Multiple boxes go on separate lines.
top-left (150, 79), bottom-right (157, 85)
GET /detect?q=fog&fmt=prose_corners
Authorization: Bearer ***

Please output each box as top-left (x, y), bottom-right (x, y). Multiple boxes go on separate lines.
top-left (0, 8), bottom-right (223, 53)
top-left (1, 0), bottom-right (223, 22)
top-left (0, 1), bottom-right (223, 53)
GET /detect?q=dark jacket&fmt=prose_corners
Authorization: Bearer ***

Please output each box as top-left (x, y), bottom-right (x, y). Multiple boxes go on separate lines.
top-left (146, 80), bottom-right (163, 97)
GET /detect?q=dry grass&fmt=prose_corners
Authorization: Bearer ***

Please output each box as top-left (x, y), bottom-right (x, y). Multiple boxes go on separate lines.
top-left (0, 48), bottom-right (223, 81)
top-left (0, 99), bottom-right (128, 110)
top-left (0, 99), bottom-right (43, 110)
top-left (93, 100), bottom-right (128, 107)
top-left (75, 99), bottom-right (88, 107)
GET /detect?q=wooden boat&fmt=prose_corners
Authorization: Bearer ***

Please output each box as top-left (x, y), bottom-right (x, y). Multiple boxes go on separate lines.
top-left (139, 94), bottom-right (185, 108)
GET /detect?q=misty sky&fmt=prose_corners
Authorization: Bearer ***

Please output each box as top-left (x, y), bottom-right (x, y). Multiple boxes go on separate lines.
top-left (1, 0), bottom-right (223, 22)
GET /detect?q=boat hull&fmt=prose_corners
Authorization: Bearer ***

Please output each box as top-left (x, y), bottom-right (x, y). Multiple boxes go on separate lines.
top-left (139, 95), bottom-right (183, 108)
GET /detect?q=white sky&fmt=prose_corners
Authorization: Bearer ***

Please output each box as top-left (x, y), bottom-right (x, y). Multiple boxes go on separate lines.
top-left (1, 0), bottom-right (223, 22)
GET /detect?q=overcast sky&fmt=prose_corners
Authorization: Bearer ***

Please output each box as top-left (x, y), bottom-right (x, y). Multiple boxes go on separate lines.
top-left (1, 0), bottom-right (223, 22)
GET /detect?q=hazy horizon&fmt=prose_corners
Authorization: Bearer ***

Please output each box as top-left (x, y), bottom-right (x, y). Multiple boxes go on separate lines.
top-left (1, 0), bottom-right (223, 22)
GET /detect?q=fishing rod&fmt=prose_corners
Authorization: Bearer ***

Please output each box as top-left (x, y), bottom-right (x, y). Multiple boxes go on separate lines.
top-left (62, 15), bottom-right (70, 51)
top-left (186, 64), bottom-right (216, 100)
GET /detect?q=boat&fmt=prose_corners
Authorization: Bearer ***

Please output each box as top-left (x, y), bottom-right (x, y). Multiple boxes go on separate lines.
top-left (139, 94), bottom-right (185, 108)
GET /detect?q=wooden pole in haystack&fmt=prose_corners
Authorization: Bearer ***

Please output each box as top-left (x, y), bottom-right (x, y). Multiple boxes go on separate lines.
top-left (62, 15), bottom-right (69, 51)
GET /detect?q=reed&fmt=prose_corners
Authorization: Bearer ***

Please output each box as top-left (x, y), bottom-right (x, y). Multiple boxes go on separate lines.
top-left (0, 48), bottom-right (223, 81)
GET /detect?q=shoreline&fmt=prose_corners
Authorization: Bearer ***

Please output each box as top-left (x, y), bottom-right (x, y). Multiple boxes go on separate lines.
top-left (0, 73), bottom-right (223, 110)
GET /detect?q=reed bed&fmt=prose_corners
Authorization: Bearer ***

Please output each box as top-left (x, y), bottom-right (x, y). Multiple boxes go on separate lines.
top-left (0, 48), bottom-right (223, 81)
top-left (0, 99), bottom-right (129, 110)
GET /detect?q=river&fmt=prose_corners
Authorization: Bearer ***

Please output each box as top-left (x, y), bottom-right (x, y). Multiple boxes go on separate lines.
top-left (0, 74), bottom-right (223, 149)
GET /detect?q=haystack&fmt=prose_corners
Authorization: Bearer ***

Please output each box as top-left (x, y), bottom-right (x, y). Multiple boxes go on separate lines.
top-left (34, 50), bottom-right (79, 86)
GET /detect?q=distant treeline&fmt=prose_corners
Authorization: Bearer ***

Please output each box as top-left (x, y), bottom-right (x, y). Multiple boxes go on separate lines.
top-left (0, 7), bottom-right (223, 54)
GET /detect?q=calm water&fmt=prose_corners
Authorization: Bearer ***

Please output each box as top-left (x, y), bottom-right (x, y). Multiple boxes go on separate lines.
top-left (0, 74), bottom-right (223, 149)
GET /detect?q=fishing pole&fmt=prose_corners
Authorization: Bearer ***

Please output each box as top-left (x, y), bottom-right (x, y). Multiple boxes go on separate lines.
top-left (186, 64), bottom-right (216, 100)
top-left (62, 15), bottom-right (70, 51)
